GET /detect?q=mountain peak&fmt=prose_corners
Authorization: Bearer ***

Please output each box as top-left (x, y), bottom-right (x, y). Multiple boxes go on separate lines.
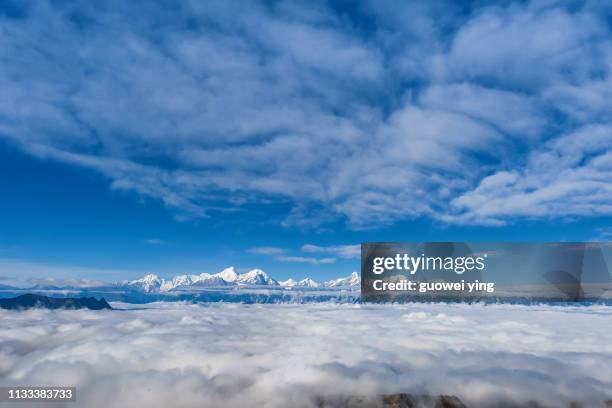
top-left (137, 274), bottom-right (161, 283)
top-left (324, 272), bottom-right (360, 287)
top-left (297, 278), bottom-right (319, 288)
top-left (128, 274), bottom-right (163, 292)
top-left (236, 269), bottom-right (278, 286)
top-left (215, 267), bottom-right (239, 282)
top-left (279, 278), bottom-right (295, 287)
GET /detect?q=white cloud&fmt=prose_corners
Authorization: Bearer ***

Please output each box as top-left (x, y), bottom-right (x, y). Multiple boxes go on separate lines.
top-left (593, 227), bottom-right (612, 241)
top-left (249, 247), bottom-right (285, 255)
top-left (26, 277), bottom-right (108, 288)
top-left (419, 83), bottom-right (546, 139)
top-left (249, 246), bottom-right (342, 265)
top-left (302, 244), bottom-right (360, 259)
top-left (450, 125), bottom-right (612, 224)
top-left (276, 256), bottom-right (336, 265)
top-left (0, 258), bottom-right (140, 287)
top-left (2, 1), bottom-right (612, 228)
top-left (442, 4), bottom-right (607, 87)
top-left (1, 302), bottom-right (612, 407)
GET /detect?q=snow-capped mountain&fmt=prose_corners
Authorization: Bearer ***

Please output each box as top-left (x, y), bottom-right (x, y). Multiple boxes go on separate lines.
top-left (160, 273), bottom-right (228, 291)
top-left (235, 269), bottom-right (279, 286)
top-left (279, 277), bottom-right (319, 288)
top-left (214, 267), bottom-right (239, 282)
top-left (165, 274), bottom-right (193, 289)
top-left (324, 272), bottom-right (360, 287)
top-left (190, 274), bottom-right (228, 287)
top-left (126, 274), bottom-right (163, 293)
top-left (296, 278), bottom-right (319, 288)
top-left (279, 278), bottom-right (297, 287)
top-left (122, 269), bottom-right (358, 293)
top-left (3, 266), bottom-right (362, 305)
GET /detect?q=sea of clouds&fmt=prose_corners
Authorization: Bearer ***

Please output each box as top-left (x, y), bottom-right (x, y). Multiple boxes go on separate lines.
top-left (1, 302), bottom-right (612, 407)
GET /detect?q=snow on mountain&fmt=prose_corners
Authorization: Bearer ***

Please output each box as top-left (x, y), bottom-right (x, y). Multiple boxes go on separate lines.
top-left (236, 269), bottom-right (279, 286)
top-left (278, 278), bottom-right (318, 288)
top-left (170, 274), bottom-right (194, 287)
top-left (126, 274), bottom-right (164, 293)
top-left (279, 278), bottom-right (297, 287)
top-left (123, 269), bottom-right (357, 293)
top-left (296, 278), bottom-right (319, 288)
top-left (159, 273), bottom-right (229, 291)
top-left (126, 268), bottom-right (280, 292)
top-left (324, 272), bottom-right (360, 287)
top-left (189, 273), bottom-right (228, 287)
top-left (214, 267), bottom-right (239, 282)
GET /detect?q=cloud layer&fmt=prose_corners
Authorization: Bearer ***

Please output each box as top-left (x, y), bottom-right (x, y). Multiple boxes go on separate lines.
top-left (1, 302), bottom-right (612, 407)
top-left (248, 244), bottom-right (359, 265)
top-left (1, 1), bottom-right (612, 227)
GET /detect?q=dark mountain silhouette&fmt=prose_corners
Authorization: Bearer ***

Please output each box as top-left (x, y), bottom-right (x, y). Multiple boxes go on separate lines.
top-left (0, 294), bottom-right (112, 310)
top-left (315, 393), bottom-right (467, 408)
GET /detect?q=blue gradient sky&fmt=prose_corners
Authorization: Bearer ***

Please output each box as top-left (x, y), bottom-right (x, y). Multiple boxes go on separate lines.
top-left (1, 0), bottom-right (611, 284)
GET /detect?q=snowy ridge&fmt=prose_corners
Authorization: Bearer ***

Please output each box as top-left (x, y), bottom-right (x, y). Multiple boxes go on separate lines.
top-left (125, 274), bottom-right (163, 293)
top-left (297, 278), bottom-right (320, 288)
top-left (323, 272), bottom-right (360, 288)
top-left (124, 268), bottom-right (359, 293)
top-left (279, 278), bottom-right (297, 287)
top-left (235, 269), bottom-right (278, 286)
top-left (216, 267), bottom-right (239, 282)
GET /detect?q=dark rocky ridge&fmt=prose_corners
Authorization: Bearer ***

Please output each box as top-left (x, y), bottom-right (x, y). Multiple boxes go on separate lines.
top-left (0, 294), bottom-right (112, 310)
top-left (315, 394), bottom-right (612, 408)
top-left (316, 394), bottom-right (466, 408)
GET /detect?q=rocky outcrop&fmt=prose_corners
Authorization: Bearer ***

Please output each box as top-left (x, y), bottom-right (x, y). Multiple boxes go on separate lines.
top-left (315, 394), bottom-right (466, 408)
top-left (0, 294), bottom-right (112, 310)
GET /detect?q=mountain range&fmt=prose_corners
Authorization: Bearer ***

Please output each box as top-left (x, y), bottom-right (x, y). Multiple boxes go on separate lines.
top-left (123, 267), bottom-right (360, 293)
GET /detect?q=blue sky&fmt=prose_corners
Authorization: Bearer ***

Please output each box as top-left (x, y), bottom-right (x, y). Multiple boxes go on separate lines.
top-left (1, 0), bottom-right (612, 285)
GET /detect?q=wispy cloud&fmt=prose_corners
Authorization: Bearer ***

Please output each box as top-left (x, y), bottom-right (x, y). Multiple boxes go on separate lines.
top-left (302, 244), bottom-right (360, 259)
top-left (593, 227), bottom-right (612, 241)
top-left (248, 247), bottom-right (285, 255)
top-left (276, 256), bottom-right (336, 265)
top-left (2, 1), bottom-right (612, 228)
top-left (250, 246), bottom-right (337, 265)
top-left (27, 277), bottom-right (108, 288)
top-left (145, 238), bottom-right (167, 245)
top-left (0, 258), bottom-right (137, 286)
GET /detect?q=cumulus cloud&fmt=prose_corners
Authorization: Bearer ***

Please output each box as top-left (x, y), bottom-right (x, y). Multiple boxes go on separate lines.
top-left (1, 0), bottom-right (612, 227)
top-left (450, 125), bottom-right (612, 225)
top-left (1, 302), bottom-right (612, 407)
